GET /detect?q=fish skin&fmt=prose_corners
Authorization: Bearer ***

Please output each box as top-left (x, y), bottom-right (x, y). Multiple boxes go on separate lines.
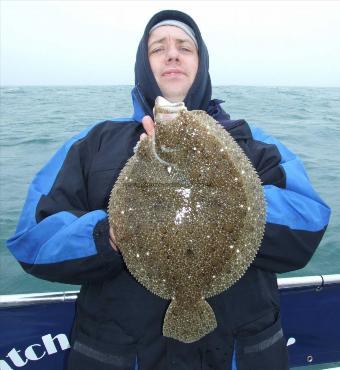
top-left (108, 104), bottom-right (266, 343)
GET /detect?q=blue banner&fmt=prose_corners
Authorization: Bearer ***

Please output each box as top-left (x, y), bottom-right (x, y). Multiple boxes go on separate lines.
top-left (280, 283), bottom-right (340, 367)
top-left (1, 284), bottom-right (340, 369)
top-left (0, 302), bottom-right (75, 370)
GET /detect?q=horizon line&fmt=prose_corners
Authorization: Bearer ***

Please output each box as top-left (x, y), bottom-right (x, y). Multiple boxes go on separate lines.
top-left (1, 84), bottom-right (340, 89)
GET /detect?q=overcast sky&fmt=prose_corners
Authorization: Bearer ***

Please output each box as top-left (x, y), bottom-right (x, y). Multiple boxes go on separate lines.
top-left (1, 0), bottom-right (340, 86)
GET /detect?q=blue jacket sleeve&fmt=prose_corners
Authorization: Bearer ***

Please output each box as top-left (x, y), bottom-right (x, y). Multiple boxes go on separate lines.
top-left (6, 125), bottom-right (124, 284)
top-left (250, 126), bottom-right (331, 273)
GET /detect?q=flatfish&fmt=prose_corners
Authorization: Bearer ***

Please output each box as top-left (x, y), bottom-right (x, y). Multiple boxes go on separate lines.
top-left (108, 97), bottom-right (266, 343)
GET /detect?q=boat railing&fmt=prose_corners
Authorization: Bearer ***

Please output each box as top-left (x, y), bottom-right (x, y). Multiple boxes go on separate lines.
top-left (0, 290), bottom-right (79, 307)
top-left (1, 274), bottom-right (340, 307)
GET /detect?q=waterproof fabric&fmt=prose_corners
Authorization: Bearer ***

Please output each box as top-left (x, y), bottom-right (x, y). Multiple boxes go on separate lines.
top-left (6, 90), bottom-right (330, 369)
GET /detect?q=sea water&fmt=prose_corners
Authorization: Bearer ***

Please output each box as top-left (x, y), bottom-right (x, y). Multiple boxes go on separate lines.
top-left (1, 85), bottom-right (339, 370)
top-left (0, 85), bottom-right (339, 295)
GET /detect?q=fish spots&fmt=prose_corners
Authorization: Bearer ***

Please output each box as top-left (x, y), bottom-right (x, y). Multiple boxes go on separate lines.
top-left (108, 100), bottom-right (265, 343)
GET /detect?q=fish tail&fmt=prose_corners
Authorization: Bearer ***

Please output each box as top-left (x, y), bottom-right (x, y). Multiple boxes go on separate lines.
top-left (163, 298), bottom-right (217, 343)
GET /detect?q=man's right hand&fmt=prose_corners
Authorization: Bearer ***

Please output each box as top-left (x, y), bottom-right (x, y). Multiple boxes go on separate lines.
top-left (109, 227), bottom-right (120, 253)
top-left (140, 115), bottom-right (155, 140)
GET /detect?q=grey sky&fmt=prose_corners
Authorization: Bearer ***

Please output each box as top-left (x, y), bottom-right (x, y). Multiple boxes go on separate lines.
top-left (1, 0), bottom-right (340, 86)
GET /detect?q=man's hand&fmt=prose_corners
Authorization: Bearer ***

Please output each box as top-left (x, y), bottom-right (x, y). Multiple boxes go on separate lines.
top-left (109, 227), bottom-right (120, 253)
top-left (140, 115), bottom-right (155, 140)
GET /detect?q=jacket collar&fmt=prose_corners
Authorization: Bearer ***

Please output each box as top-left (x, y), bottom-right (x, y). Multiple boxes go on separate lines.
top-left (131, 88), bottom-right (251, 141)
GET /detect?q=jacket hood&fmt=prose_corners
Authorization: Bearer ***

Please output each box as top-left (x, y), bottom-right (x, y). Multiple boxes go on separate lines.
top-left (134, 9), bottom-right (212, 117)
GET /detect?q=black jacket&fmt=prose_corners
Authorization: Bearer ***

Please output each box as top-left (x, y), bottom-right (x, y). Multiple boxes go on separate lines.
top-left (7, 91), bottom-right (330, 370)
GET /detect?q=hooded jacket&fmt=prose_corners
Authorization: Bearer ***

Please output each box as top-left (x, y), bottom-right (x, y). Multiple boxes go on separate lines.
top-left (7, 10), bottom-right (330, 370)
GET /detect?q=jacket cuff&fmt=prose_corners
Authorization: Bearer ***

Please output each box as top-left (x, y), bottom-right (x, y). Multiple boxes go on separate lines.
top-left (93, 217), bottom-right (123, 262)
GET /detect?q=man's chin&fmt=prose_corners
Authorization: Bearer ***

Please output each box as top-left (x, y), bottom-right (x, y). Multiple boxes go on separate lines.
top-left (161, 86), bottom-right (189, 103)
top-left (162, 93), bottom-right (186, 103)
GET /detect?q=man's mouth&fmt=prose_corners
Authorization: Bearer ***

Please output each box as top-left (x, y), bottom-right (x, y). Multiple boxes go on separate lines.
top-left (162, 69), bottom-right (185, 77)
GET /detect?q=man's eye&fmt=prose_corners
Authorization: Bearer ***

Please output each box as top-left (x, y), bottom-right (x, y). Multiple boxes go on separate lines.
top-left (151, 47), bottom-right (163, 54)
top-left (180, 47), bottom-right (192, 52)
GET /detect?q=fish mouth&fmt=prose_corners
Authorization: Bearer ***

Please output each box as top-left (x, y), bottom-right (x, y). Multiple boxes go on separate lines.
top-left (151, 135), bottom-right (180, 166)
top-left (160, 145), bottom-right (180, 153)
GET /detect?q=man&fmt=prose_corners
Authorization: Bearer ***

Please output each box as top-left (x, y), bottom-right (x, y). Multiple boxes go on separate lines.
top-left (7, 10), bottom-right (330, 370)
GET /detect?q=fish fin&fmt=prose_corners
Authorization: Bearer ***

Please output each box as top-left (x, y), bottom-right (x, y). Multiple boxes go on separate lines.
top-left (163, 298), bottom-right (217, 343)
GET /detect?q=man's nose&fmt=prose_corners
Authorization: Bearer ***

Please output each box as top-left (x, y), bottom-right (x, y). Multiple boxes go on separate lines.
top-left (165, 45), bottom-right (179, 62)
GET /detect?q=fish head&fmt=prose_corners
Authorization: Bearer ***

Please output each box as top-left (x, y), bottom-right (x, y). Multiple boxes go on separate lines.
top-left (152, 97), bottom-right (206, 166)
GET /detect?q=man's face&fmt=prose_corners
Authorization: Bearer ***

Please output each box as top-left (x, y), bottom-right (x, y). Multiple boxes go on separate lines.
top-left (148, 25), bottom-right (199, 103)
